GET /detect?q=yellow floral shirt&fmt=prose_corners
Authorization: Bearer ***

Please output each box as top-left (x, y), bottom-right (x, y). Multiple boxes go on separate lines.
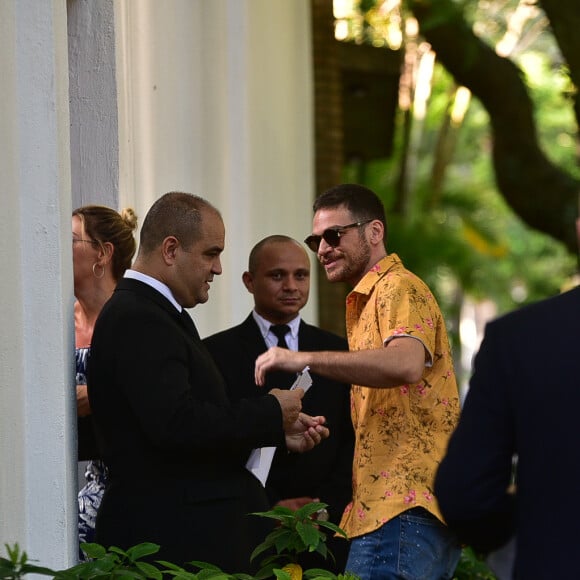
top-left (340, 254), bottom-right (460, 539)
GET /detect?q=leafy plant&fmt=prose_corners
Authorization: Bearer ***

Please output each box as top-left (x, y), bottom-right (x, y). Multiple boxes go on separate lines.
top-left (55, 542), bottom-right (167, 579)
top-left (0, 503), bottom-right (353, 579)
top-left (248, 502), bottom-right (348, 580)
top-left (1, 505), bottom-right (498, 579)
top-left (0, 543), bottom-right (56, 579)
top-left (452, 546), bottom-right (498, 580)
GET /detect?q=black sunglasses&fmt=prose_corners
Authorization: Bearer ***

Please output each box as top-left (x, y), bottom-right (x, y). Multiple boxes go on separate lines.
top-left (304, 219), bottom-right (373, 252)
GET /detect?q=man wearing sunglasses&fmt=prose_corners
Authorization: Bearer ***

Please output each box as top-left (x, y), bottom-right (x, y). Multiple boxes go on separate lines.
top-left (255, 183), bottom-right (461, 580)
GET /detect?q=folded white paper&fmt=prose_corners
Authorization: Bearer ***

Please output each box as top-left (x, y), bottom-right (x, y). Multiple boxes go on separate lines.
top-left (246, 367), bottom-right (313, 486)
top-left (290, 366), bottom-right (312, 392)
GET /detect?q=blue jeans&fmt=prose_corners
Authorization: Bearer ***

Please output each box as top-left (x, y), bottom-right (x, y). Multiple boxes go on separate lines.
top-left (345, 507), bottom-right (461, 580)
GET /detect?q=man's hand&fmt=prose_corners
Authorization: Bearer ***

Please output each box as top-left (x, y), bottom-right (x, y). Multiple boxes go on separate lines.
top-left (255, 346), bottom-right (309, 386)
top-left (77, 384), bottom-right (91, 417)
top-left (269, 388), bottom-right (304, 430)
top-left (285, 413), bottom-right (329, 453)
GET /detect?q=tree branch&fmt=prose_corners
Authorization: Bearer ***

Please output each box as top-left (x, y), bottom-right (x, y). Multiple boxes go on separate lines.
top-left (407, 0), bottom-right (580, 252)
top-left (540, 0), bottom-right (580, 131)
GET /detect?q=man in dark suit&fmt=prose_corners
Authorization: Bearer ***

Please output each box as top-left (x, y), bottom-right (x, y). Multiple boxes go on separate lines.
top-left (434, 218), bottom-right (580, 579)
top-left (87, 192), bottom-right (329, 573)
top-left (203, 235), bottom-right (354, 573)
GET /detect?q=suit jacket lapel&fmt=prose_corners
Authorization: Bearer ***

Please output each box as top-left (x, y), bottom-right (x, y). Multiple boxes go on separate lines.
top-left (180, 308), bottom-right (201, 340)
top-left (298, 319), bottom-right (329, 352)
top-left (239, 314), bottom-right (295, 390)
top-left (117, 278), bottom-right (200, 341)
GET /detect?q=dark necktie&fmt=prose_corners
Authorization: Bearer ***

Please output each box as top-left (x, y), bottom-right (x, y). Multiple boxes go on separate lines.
top-left (270, 324), bottom-right (290, 349)
top-left (268, 324), bottom-right (293, 390)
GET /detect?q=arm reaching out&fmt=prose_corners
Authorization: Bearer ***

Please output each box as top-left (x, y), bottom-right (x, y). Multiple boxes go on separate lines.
top-left (255, 348), bottom-right (310, 385)
top-left (255, 338), bottom-right (426, 388)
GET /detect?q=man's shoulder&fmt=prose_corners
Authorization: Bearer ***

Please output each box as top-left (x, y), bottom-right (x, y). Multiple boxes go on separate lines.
top-left (97, 280), bottom-right (181, 340)
top-left (203, 315), bottom-right (254, 347)
top-left (360, 254), bottom-right (431, 298)
top-left (103, 280), bottom-right (164, 314)
top-left (203, 325), bottom-right (242, 345)
top-left (491, 285), bottom-right (580, 332)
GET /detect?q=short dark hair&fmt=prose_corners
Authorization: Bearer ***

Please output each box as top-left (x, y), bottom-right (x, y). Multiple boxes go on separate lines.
top-left (139, 192), bottom-right (220, 253)
top-left (73, 205), bottom-right (138, 281)
top-left (314, 183), bottom-right (387, 234)
top-left (248, 235), bottom-right (303, 272)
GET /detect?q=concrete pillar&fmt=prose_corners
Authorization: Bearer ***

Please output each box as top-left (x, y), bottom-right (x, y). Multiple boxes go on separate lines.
top-left (0, 0), bottom-right (77, 571)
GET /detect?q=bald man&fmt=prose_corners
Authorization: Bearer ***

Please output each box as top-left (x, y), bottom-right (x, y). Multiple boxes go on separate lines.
top-left (204, 235), bottom-right (354, 573)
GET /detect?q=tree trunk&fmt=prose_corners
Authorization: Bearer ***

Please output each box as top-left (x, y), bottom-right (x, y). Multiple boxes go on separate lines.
top-left (407, 0), bottom-right (580, 252)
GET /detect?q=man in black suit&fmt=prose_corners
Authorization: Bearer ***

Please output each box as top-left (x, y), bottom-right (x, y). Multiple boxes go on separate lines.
top-left (434, 218), bottom-right (580, 579)
top-left (204, 235), bottom-right (354, 573)
top-left (87, 192), bottom-right (329, 573)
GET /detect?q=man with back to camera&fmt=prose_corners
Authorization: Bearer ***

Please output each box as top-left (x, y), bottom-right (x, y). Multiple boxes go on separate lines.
top-left (433, 209), bottom-right (580, 579)
top-left (87, 192), bottom-right (329, 573)
top-left (254, 184), bottom-right (462, 579)
top-left (203, 235), bottom-right (355, 573)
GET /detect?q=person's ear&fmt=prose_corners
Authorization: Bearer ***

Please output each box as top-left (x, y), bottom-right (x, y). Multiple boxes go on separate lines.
top-left (99, 241), bottom-right (114, 265)
top-left (369, 219), bottom-right (384, 245)
top-left (162, 236), bottom-right (180, 265)
top-left (242, 271), bottom-right (254, 294)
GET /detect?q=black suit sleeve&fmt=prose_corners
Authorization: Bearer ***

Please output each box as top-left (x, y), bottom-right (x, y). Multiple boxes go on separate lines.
top-left (89, 298), bottom-right (284, 471)
top-left (434, 320), bottom-right (516, 553)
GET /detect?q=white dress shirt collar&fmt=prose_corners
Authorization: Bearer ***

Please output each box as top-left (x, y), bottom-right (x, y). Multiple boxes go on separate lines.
top-left (252, 310), bottom-right (301, 351)
top-left (124, 269), bottom-right (183, 312)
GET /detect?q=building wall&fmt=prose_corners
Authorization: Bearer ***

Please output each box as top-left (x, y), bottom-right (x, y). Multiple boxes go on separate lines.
top-left (0, 0), bottom-right (315, 568)
top-left (114, 0), bottom-right (317, 336)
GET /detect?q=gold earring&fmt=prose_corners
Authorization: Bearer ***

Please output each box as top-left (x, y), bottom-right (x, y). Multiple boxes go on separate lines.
top-left (92, 263), bottom-right (105, 279)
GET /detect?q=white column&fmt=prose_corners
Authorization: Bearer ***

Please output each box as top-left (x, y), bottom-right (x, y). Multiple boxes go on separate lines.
top-left (68, 0), bottom-right (119, 209)
top-left (0, 0), bottom-right (77, 570)
top-left (114, 0), bottom-right (317, 336)
top-left (68, 0), bottom-right (121, 491)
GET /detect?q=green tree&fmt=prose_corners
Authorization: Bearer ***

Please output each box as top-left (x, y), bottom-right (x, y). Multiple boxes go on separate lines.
top-left (406, 0), bottom-right (580, 252)
top-left (337, 0), bottom-right (578, 315)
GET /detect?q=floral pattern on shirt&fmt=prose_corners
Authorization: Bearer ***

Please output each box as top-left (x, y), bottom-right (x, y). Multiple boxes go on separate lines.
top-left (340, 254), bottom-right (460, 539)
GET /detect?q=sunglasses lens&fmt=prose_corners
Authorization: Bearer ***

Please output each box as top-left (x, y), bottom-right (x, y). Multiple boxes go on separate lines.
top-left (305, 228), bottom-right (343, 252)
top-left (305, 235), bottom-right (321, 252)
top-left (323, 229), bottom-right (341, 247)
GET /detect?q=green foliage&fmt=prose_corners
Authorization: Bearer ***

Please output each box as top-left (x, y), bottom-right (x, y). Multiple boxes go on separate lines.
top-left (0, 504), bottom-right (354, 580)
top-left (0, 539), bottom-right (499, 580)
top-left (340, 0), bottom-right (578, 319)
top-left (0, 531), bottom-right (499, 580)
top-left (452, 546), bottom-right (498, 580)
top-left (0, 543), bottom-right (56, 579)
top-left (350, 79), bottom-right (576, 319)
top-left (54, 542), bottom-right (169, 579)
top-left (249, 503), bottom-right (347, 579)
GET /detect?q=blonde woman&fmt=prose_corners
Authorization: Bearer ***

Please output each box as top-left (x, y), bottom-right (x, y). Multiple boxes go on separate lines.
top-left (72, 205), bottom-right (137, 556)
